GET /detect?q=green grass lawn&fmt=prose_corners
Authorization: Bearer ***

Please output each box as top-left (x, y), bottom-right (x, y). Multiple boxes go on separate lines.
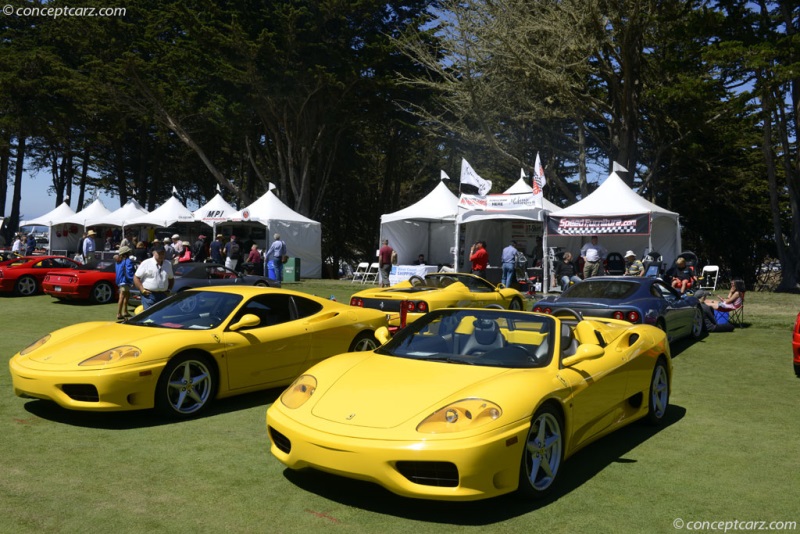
top-left (1, 282), bottom-right (799, 534)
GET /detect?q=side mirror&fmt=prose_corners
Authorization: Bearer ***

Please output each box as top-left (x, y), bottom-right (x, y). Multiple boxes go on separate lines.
top-left (375, 326), bottom-right (391, 345)
top-left (562, 343), bottom-right (605, 367)
top-left (496, 283), bottom-right (505, 290)
top-left (229, 313), bottom-right (261, 331)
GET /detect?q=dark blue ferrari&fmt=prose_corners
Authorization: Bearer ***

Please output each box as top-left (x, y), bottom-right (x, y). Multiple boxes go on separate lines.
top-left (532, 276), bottom-right (703, 344)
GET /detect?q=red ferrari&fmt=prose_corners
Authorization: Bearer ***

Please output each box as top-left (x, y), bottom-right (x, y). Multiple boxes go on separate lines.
top-left (0, 255), bottom-right (82, 296)
top-left (43, 260), bottom-right (118, 304)
top-left (793, 312), bottom-right (800, 377)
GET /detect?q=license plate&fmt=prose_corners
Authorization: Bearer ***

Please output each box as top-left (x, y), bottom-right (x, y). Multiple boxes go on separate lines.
top-left (54, 286), bottom-right (62, 292)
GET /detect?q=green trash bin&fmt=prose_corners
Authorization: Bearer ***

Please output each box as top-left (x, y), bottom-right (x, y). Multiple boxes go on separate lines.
top-left (283, 257), bottom-right (301, 282)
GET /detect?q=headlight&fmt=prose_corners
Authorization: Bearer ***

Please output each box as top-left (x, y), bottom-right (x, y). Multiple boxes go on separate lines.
top-left (19, 335), bottom-right (51, 355)
top-left (79, 346), bottom-right (141, 366)
top-left (416, 398), bottom-right (502, 434)
top-left (280, 375), bottom-right (317, 409)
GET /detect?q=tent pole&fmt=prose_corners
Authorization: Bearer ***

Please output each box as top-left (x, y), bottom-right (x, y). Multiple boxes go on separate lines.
top-left (453, 218), bottom-right (460, 270)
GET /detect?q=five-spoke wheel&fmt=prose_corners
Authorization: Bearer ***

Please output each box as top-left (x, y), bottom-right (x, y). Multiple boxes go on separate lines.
top-left (349, 332), bottom-right (379, 352)
top-left (156, 355), bottom-right (217, 418)
top-left (518, 405), bottom-right (563, 498)
top-left (15, 275), bottom-right (38, 296)
top-left (647, 358), bottom-right (670, 424)
top-left (91, 281), bottom-right (114, 304)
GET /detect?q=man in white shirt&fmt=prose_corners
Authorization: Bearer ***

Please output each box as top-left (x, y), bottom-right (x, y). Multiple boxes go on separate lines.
top-left (134, 244), bottom-right (175, 309)
top-left (83, 230), bottom-right (97, 265)
top-left (581, 235), bottom-right (608, 279)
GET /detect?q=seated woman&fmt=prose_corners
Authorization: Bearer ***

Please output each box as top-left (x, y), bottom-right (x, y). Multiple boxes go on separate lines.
top-left (706, 279), bottom-right (745, 311)
top-left (554, 252), bottom-right (582, 291)
top-left (667, 257), bottom-right (695, 294)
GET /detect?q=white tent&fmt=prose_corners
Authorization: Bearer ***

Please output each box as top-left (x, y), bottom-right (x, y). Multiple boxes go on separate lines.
top-left (20, 202), bottom-right (76, 227)
top-left (62, 198), bottom-right (112, 227)
top-left (90, 199), bottom-right (149, 227)
top-left (546, 172), bottom-right (681, 266)
top-left (454, 191), bottom-right (552, 275)
top-left (379, 181), bottom-right (459, 266)
top-left (127, 196), bottom-right (196, 228)
top-left (503, 177), bottom-right (561, 211)
top-left (20, 202), bottom-right (80, 254)
top-left (193, 194), bottom-right (238, 235)
top-left (228, 191), bottom-right (322, 278)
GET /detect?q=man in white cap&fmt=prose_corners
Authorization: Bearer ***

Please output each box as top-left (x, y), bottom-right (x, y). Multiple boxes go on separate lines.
top-left (171, 234), bottom-right (184, 257)
top-left (623, 250), bottom-right (644, 277)
top-left (83, 230), bottom-right (97, 265)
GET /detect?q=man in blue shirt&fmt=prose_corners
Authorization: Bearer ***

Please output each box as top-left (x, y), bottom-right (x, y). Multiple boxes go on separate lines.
top-left (265, 233), bottom-right (287, 282)
top-left (501, 240), bottom-right (519, 288)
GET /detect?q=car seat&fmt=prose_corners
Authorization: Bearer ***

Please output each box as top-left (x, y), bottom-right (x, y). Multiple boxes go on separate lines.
top-left (605, 252), bottom-right (625, 275)
top-left (461, 319), bottom-right (504, 355)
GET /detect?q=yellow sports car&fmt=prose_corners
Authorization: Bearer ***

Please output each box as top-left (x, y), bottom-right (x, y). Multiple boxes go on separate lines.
top-left (350, 273), bottom-right (525, 326)
top-left (10, 287), bottom-right (388, 418)
top-left (266, 308), bottom-right (671, 501)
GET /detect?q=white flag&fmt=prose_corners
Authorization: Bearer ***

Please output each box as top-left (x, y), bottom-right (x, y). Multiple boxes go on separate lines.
top-left (460, 158), bottom-right (492, 195)
top-left (613, 161), bottom-right (628, 174)
top-left (268, 182), bottom-right (277, 192)
top-left (532, 152), bottom-right (546, 196)
top-left (440, 170), bottom-right (451, 181)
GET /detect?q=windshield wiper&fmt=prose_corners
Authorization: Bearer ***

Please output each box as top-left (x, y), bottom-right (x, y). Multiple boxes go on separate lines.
top-left (423, 355), bottom-right (476, 365)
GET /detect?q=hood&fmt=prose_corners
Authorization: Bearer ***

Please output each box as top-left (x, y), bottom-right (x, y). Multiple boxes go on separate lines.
top-left (311, 354), bottom-right (508, 429)
top-left (17, 322), bottom-right (205, 369)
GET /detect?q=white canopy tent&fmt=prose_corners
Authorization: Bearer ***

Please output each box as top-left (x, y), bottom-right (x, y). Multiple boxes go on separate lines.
top-left (546, 172), bottom-right (681, 267)
top-left (62, 198), bottom-right (112, 227)
top-left (379, 181), bottom-right (459, 266)
top-left (227, 191), bottom-right (322, 278)
top-left (193, 193), bottom-right (238, 236)
top-left (89, 199), bottom-right (149, 227)
top-left (454, 192), bottom-right (552, 273)
top-left (127, 196), bottom-right (196, 228)
top-left (503, 177), bottom-right (561, 211)
top-left (20, 202), bottom-right (79, 254)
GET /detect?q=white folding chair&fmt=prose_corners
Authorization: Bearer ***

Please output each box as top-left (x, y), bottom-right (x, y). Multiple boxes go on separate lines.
top-left (698, 265), bottom-right (719, 291)
top-left (362, 262), bottom-right (380, 284)
top-left (351, 262), bottom-right (369, 283)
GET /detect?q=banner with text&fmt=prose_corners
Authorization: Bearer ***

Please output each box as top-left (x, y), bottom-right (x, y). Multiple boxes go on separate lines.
top-left (547, 214), bottom-right (651, 236)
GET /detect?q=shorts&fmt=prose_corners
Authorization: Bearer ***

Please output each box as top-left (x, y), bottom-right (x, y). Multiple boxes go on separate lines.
top-left (118, 284), bottom-right (130, 295)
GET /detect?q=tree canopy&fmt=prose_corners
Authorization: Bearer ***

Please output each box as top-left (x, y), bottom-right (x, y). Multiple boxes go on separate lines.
top-left (1, 0), bottom-right (797, 289)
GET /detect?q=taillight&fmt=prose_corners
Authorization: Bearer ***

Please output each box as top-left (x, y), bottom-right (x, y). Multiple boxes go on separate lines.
top-left (417, 301), bottom-right (428, 313)
top-left (613, 311), bottom-right (624, 320)
top-left (350, 297), bottom-right (363, 307)
top-left (533, 306), bottom-right (542, 312)
top-left (544, 307), bottom-right (552, 314)
top-left (613, 310), bottom-right (640, 323)
top-left (627, 310), bottom-right (640, 322)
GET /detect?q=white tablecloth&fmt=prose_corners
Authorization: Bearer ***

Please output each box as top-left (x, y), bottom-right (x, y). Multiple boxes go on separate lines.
top-left (389, 265), bottom-right (438, 286)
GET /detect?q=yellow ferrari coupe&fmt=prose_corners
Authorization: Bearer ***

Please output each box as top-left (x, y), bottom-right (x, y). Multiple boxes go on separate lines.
top-left (10, 287), bottom-right (388, 418)
top-left (266, 308), bottom-right (671, 501)
top-left (350, 272), bottom-right (525, 326)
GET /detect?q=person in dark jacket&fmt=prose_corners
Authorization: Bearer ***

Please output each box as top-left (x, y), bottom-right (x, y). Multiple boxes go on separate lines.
top-left (193, 235), bottom-right (208, 262)
top-left (554, 252), bottom-right (581, 291)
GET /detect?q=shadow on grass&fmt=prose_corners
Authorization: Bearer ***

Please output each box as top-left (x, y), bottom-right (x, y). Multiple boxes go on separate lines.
top-left (21, 387), bottom-right (282, 429)
top-left (281, 404), bottom-right (686, 525)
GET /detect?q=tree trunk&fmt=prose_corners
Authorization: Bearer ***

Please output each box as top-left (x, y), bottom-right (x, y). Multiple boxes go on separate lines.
top-left (9, 135), bottom-right (26, 233)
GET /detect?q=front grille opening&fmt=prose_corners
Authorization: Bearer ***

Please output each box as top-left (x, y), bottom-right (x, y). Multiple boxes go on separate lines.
top-left (61, 384), bottom-right (99, 402)
top-left (268, 426), bottom-right (291, 453)
top-left (396, 461), bottom-right (459, 487)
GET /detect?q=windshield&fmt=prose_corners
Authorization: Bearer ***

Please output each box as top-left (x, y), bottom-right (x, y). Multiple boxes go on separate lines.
top-left (418, 273), bottom-right (496, 291)
top-left (377, 309), bottom-right (554, 368)
top-left (562, 280), bottom-right (638, 300)
top-left (127, 290), bottom-right (243, 330)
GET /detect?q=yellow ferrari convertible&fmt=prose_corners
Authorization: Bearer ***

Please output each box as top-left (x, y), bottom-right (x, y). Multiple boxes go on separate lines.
top-left (266, 308), bottom-right (671, 501)
top-left (10, 287), bottom-right (388, 418)
top-left (350, 272), bottom-right (525, 326)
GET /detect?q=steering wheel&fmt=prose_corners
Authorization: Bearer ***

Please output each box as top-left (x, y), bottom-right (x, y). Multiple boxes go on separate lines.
top-left (409, 275), bottom-right (425, 287)
top-left (551, 308), bottom-right (584, 322)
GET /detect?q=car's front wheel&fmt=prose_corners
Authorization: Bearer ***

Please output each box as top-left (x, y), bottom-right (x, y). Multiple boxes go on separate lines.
top-left (15, 275), bottom-right (38, 296)
top-left (646, 358), bottom-right (670, 425)
top-left (155, 354), bottom-right (217, 418)
top-left (349, 331), bottom-right (379, 352)
top-left (91, 281), bottom-right (115, 304)
top-left (517, 404), bottom-right (564, 499)
top-left (509, 297), bottom-right (523, 310)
